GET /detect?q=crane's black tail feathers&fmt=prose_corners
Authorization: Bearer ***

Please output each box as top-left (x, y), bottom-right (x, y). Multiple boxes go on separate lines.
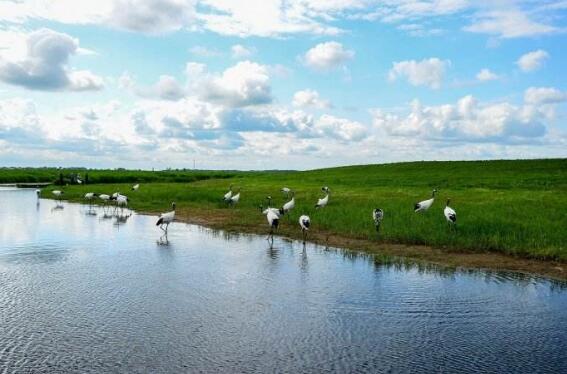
top-left (156, 217), bottom-right (163, 226)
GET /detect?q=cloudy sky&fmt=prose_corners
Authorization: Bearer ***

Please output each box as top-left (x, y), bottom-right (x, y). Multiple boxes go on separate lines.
top-left (0, 0), bottom-right (566, 170)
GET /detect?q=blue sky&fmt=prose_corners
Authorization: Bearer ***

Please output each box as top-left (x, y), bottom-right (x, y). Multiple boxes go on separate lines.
top-left (0, 0), bottom-right (566, 170)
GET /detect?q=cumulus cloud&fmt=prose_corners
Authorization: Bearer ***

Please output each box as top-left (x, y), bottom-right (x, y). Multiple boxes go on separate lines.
top-left (191, 61), bottom-right (273, 107)
top-left (476, 68), bottom-right (499, 82)
top-left (109, 0), bottom-right (196, 34)
top-left (0, 28), bottom-right (103, 91)
top-left (303, 42), bottom-right (354, 71)
top-left (136, 75), bottom-right (186, 100)
top-left (292, 89), bottom-right (331, 109)
top-left (388, 58), bottom-right (449, 89)
top-left (231, 44), bottom-right (255, 59)
top-left (371, 88), bottom-right (566, 143)
top-left (464, 9), bottom-right (558, 38)
top-left (516, 50), bottom-right (549, 72)
top-left (189, 45), bottom-right (222, 58)
top-left (524, 87), bottom-right (567, 105)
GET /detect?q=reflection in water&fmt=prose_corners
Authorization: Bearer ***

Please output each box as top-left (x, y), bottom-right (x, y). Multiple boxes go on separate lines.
top-left (0, 188), bottom-right (566, 373)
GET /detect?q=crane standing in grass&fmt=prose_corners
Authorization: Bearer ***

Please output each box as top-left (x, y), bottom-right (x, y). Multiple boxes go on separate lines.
top-left (281, 187), bottom-right (291, 197)
top-left (299, 215), bottom-right (310, 243)
top-left (132, 184), bottom-right (140, 191)
top-left (229, 188), bottom-right (241, 207)
top-left (315, 187), bottom-right (330, 209)
top-left (414, 189), bottom-right (437, 212)
top-left (373, 208), bottom-right (384, 234)
top-left (223, 184), bottom-right (233, 203)
top-left (444, 198), bottom-right (457, 230)
top-left (281, 191), bottom-right (295, 216)
top-left (156, 202), bottom-right (176, 233)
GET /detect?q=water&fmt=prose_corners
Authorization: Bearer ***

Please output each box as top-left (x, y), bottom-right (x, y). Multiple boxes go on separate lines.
top-left (1, 188), bottom-right (566, 373)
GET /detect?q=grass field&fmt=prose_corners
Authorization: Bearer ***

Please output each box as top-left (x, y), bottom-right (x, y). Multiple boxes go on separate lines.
top-left (6, 159), bottom-right (566, 262)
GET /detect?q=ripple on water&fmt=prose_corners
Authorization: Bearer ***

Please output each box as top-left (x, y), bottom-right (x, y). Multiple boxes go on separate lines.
top-left (0, 190), bottom-right (566, 373)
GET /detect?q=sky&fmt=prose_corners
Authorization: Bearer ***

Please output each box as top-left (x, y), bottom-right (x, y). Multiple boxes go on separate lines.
top-left (0, 0), bottom-right (566, 170)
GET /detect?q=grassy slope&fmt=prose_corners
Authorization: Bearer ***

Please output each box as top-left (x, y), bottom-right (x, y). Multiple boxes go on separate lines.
top-left (27, 159), bottom-right (567, 261)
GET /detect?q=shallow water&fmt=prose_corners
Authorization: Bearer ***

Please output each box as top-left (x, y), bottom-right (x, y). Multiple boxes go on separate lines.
top-left (0, 188), bottom-right (566, 373)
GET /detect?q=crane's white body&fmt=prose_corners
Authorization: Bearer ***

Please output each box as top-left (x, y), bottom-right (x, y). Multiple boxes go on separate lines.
top-left (299, 215), bottom-right (310, 231)
top-left (223, 190), bottom-right (232, 201)
top-left (373, 208), bottom-right (384, 232)
top-left (52, 190), bottom-right (63, 200)
top-left (414, 190), bottom-right (437, 212)
top-left (35, 189), bottom-right (41, 198)
top-left (84, 192), bottom-right (95, 200)
top-left (230, 192), bottom-right (240, 205)
top-left (132, 184), bottom-right (140, 191)
top-left (99, 194), bottom-right (110, 201)
top-left (282, 197), bottom-right (295, 214)
top-left (444, 206), bottom-right (457, 224)
top-left (315, 194), bottom-right (329, 209)
top-left (281, 187), bottom-right (291, 196)
top-left (157, 204), bottom-right (176, 232)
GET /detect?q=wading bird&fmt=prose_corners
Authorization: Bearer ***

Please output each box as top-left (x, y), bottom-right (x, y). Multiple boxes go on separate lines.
top-left (156, 202), bottom-right (176, 233)
top-left (84, 192), bottom-right (97, 207)
top-left (229, 188), bottom-right (241, 207)
top-left (113, 194), bottom-right (129, 215)
top-left (132, 184), bottom-right (140, 191)
top-left (373, 208), bottom-right (384, 234)
top-left (223, 184), bottom-right (233, 203)
top-left (281, 191), bottom-right (295, 215)
top-left (52, 190), bottom-right (64, 201)
top-left (281, 187), bottom-right (291, 197)
top-left (35, 189), bottom-right (41, 198)
top-left (98, 194), bottom-right (111, 210)
top-left (414, 189), bottom-right (437, 212)
top-left (265, 208), bottom-right (280, 242)
top-left (444, 198), bottom-right (457, 229)
top-left (299, 215), bottom-right (310, 243)
top-left (315, 188), bottom-right (329, 209)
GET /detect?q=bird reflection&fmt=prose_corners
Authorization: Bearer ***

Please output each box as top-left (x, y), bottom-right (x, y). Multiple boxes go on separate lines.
top-left (157, 233), bottom-right (170, 246)
top-left (51, 204), bottom-right (64, 212)
top-left (267, 240), bottom-right (279, 259)
top-left (113, 212), bottom-right (132, 227)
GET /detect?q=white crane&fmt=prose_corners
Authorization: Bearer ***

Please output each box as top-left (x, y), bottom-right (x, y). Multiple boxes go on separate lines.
top-left (414, 189), bottom-right (437, 212)
top-left (113, 194), bottom-right (129, 214)
top-left (373, 208), bottom-right (384, 234)
top-left (281, 187), bottom-right (291, 197)
top-left (229, 188), bottom-right (241, 207)
top-left (98, 194), bottom-right (111, 210)
top-left (52, 190), bottom-right (64, 201)
top-left (281, 191), bottom-right (295, 215)
top-left (265, 208), bottom-right (280, 241)
top-left (156, 202), bottom-right (176, 233)
top-left (35, 189), bottom-right (41, 198)
top-left (315, 188), bottom-right (329, 209)
top-left (444, 198), bottom-right (457, 229)
top-left (223, 184), bottom-right (233, 203)
top-left (84, 192), bottom-right (97, 208)
top-left (299, 215), bottom-right (310, 243)
top-left (132, 184), bottom-right (140, 191)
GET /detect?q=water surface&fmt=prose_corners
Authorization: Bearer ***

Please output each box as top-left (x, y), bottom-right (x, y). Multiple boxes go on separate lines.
top-left (0, 188), bottom-right (566, 373)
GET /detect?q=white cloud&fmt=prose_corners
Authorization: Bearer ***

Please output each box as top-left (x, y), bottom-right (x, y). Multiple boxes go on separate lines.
top-left (292, 89), bottom-right (331, 109)
top-left (303, 41), bottom-right (354, 71)
top-left (516, 50), bottom-right (549, 72)
top-left (109, 0), bottom-right (196, 34)
top-left (130, 75), bottom-right (186, 100)
top-left (371, 89), bottom-right (566, 142)
top-left (476, 68), bottom-right (499, 82)
top-left (231, 44), bottom-right (255, 59)
top-left (191, 60), bottom-right (273, 107)
top-left (464, 9), bottom-right (558, 38)
top-left (388, 58), bottom-right (449, 89)
top-left (189, 45), bottom-right (222, 58)
top-left (0, 28), bottom-right (103, 91)
top-left (524, 87), bottom-right (567, 105)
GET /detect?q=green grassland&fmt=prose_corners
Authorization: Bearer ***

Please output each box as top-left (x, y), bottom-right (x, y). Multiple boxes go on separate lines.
top-left (5, 159), bottom-right (567, 261)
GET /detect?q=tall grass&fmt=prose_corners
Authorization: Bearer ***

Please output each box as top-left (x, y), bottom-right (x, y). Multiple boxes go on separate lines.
top-left (26, 159), bottom-right (567, 261)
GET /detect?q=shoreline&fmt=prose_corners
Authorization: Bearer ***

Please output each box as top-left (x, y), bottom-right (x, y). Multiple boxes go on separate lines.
top-left (38, 194), bottom-right (567, 282)
top-left (164, 207), bottom-right (566, 282)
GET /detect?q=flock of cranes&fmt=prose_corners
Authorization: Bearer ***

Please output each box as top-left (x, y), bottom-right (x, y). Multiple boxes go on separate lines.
top-left (42, 182), bottom-right (458, 244)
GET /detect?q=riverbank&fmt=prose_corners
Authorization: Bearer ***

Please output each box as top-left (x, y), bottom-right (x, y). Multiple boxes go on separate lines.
top-left (167, 206), bottom-right (567, 281)
top-left (27, 159), bottom-right (567, 279)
